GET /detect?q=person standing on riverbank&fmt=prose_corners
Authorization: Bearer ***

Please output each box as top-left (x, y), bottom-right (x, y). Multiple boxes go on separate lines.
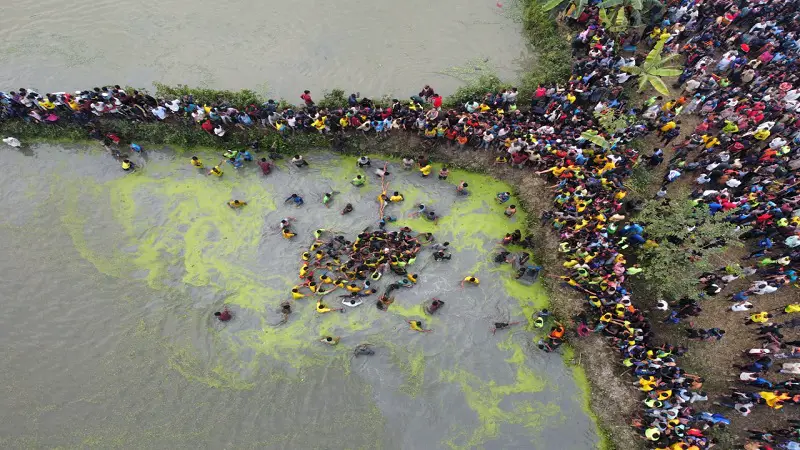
top-left (300, 90), bottom-right (314, 108)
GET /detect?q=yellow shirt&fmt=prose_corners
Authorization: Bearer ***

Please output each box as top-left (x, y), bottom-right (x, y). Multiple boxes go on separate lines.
top-left (660, 121), bottom-right (676, 132)
top-left (191, 158), bottom-right (204, 168)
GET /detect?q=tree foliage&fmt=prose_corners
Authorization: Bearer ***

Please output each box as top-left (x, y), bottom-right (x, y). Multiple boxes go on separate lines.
top-left (542, 0), bottom-right (587, 19)
top-left (595, 107), bottom-right (631, 134)
top-left (621, 35), bottom-right (682, 95)
top-left (635, 197), bottom-right (746, 300)
top-left (580, 129), bottom-right (612, 149)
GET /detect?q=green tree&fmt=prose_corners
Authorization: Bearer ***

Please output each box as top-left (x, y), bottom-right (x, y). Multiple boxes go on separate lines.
top-left (595, 107), bottom-right (631, 134)
top-left (541, 0), bottom-right (588, 19)
top-left (635, 197), bottom-right (745, 301)
top-left (580, 129), bottom-right (612, 149)
top-left (597, 0), bottom-right (661, 31)
top-left (621, 35), bottom-right (682, 95)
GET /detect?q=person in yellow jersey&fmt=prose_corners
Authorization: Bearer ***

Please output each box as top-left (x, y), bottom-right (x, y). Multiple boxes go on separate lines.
top-left (291, 287), bottom-right (305, 299)
top-left (316, 300), bottom-right (342, 314)
top-left (208, 164), bottom-right (223, 177)
top-left (388, 191), bottom-right (404, 202)
top-left (419, 164), bottom-right (432, 177)
top-left (461, 276), bottom-right (480, 288)
top-left (190, 156), bottom-right (203, 168)
top-left (282, 227), bottom-right (296, 239)
top-left (121, 159), bottom-right (135, 171)
top-left (227, 200), bottom-right (247, 208)
top-left (408, 320), bottom-right (432, 332)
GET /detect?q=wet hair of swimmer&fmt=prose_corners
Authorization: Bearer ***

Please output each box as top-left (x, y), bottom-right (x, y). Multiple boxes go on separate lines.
top-left (214, 312), bottom-right (222, 316)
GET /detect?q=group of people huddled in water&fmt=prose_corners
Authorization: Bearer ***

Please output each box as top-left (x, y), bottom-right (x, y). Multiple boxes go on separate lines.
top-left (4, 0), bottom-right (800, 447)
top-left (204, 153), bottom-right (524, 351)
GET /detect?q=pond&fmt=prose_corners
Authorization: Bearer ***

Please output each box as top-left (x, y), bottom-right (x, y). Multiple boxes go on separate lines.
top-left (0, 145), bottom-right (597, 449)
top-left (0, 0), bottom-right (528, 97)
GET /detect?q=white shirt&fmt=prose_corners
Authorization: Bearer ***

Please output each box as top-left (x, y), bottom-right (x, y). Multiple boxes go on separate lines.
top-left (731, 302), bottom-right (753, 312)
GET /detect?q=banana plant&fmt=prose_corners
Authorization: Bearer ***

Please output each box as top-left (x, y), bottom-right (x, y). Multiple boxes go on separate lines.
top-left (542, 0), bottom-right (588, 19)
top-left (598, 7), bottom-right (629, 33)
top-left (580, 130), bottom-right (612, 149)
top-left (621, 35), bottom-right (682, 96)
top-left (597, 0), bottom-right (660, 30)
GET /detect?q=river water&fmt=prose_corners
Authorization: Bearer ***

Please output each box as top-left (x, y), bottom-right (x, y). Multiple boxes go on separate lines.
top-left (0, 144), bottom-right (597, 449)
top-left (0, 0), bottom-right (527, 97)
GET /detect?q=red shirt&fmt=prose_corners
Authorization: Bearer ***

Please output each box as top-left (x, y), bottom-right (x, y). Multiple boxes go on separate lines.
top-left (201, 120), bottom-right (214, 133)
top-left (217, 310), bottom-right (232, 321)
top-left (300, 93), bottom-right (313, 105)
top-left (258, 161), bottom-right (271, 175)
top-left (433, 96), bottom-right (442, 108)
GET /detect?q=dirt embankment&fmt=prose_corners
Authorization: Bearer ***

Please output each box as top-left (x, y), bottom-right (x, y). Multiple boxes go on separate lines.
top-left (359, 135), bottom-right (644, 450)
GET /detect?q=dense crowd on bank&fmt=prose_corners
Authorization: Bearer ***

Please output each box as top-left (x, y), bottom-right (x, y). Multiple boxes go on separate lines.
top-left (3, 0), bottom-right (800, 447)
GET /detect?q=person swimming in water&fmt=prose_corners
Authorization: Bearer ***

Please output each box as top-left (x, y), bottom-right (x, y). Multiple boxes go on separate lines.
top-left (285, 194), bottom-right (304, 207)
top-left (278, 301), bottom-right (292, 325)
top-left (320, 336), bottom-right (340, 345)
top-left (351, 174), bottom-right (365, 186)
top-left (323, 191), bottom-right (337, 207)
top-left (214, 308), bottom-right (232, 322)
top-left (228, 200), bottom-right (247, 208)
top-left (341, 203), bottom-right (354, 215)
top-left (357, 156), bottom-right (371, 167)
top-left (353, 343), bottom-right (375, 357)
top-left (316, 300), bottom-right (343, 314)
top-left (496, 192), bottom-right (511, 203)
top-left (491, 321), bottom-right (520, 335)
top-left (424, 298), bottom-right (445, 315)
top-left (191, 156), bottom-right (204, 168)
top-left (494, 251), bottom-right (511, 263)
top-left (207, 159), bottom-right (224, 177)
top-left (433, 250), bottom-right (452, 261)
top-left (408, 320), bottom-right (432, 333)
top-left (456, 181), bottom-right (469, 196)
top-left (376, 295), bottom-right (394, 311)
top-left (121, 159), bottom-right (136, 171)
top-left (461, 276), bottom-right (480, 288)
top-left (291, 154), bottom-right (309, 167)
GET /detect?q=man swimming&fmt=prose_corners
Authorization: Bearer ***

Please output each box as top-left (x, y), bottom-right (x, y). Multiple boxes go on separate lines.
top-left (291, 154), bottom-right (309, 167)
top-left (285, 194), bottom-right (304, 207)
top-left (408, 320), bottom-right (432, 333)
top-left (491, 321), bottom-right (520, 335)
top-left (214, 308), bottom-right (232, 322)
top-left (353, 343), bottom-right (375, 357)
top-left (424, 298), bottom-right (445, 314)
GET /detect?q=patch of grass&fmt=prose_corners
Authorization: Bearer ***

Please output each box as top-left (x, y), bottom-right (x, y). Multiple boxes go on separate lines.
top-left (625, 162), bottom-right (654, 199)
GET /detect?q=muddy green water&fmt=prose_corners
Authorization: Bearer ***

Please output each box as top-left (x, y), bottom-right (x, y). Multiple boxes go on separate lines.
top-left (0, 0), bottom-right (527, 97)
top-left (0, 144), bottom-right (597, 449)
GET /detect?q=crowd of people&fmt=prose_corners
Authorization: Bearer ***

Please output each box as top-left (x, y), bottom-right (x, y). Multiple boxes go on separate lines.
top-left (2, 0), bottom-right (800, 447)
